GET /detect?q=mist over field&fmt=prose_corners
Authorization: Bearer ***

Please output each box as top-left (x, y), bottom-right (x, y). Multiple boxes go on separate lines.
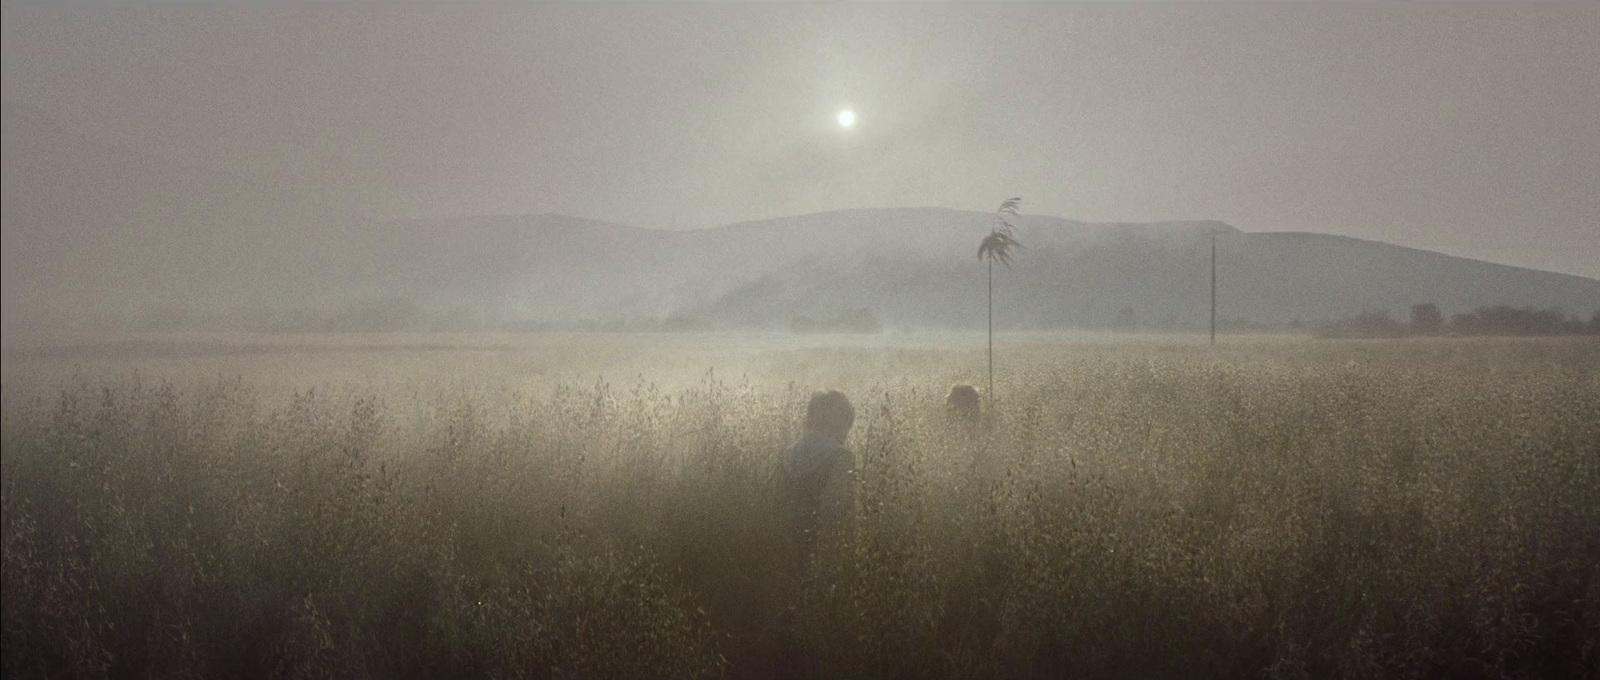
top-left (4, 2), bottom-right (1600, 679)
top-left (4, 94), bottom-right (1599, 341)
top-left (4, 336), bottom-right (1599, 679)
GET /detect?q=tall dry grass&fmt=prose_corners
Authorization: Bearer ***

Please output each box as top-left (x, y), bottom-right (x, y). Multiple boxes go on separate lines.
top-left (3, 339), bottom-right (1598, 678)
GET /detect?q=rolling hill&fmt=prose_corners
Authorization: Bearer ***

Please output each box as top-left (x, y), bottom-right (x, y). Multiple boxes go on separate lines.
top-left (364, 209), bottom-right (1599, 332)
top-left (5, 101), bottom-right (1597, 341)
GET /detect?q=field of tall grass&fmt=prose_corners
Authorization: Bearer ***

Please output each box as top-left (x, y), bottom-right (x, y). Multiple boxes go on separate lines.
top-left (3, 336), bottom-right (1597, 678)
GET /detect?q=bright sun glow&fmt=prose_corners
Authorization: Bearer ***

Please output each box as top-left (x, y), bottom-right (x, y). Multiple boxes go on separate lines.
top-left (838, 110), bottom-right (856, 128)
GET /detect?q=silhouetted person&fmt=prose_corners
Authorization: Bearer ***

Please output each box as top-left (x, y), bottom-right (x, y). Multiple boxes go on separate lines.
top-left (946, 383), bottom-right (981, 424)
top-left (777, 390), bottom-right (856, 679)
top-left (781, 390), bottom-right (856, 567)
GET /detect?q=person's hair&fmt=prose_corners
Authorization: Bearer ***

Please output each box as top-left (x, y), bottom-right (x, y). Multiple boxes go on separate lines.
top-left (804, 390), bottom-right (855, 440)
top-left (946, 383), bottom-right (981, 421)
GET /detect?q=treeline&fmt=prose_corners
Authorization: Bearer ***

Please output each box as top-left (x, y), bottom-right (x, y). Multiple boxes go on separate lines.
top-left (1320, 304), bottom-right (1600, 339)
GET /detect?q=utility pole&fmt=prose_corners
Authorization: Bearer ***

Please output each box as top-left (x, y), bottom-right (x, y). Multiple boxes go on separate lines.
top-left (1210, 226), bottom-right (1217, 345)
top-left (988, 257), bottom-right (995, 400)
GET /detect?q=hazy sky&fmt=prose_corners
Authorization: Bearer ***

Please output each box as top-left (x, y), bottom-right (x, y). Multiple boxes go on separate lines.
top-left (3, 2), bottom-right (1597, 277)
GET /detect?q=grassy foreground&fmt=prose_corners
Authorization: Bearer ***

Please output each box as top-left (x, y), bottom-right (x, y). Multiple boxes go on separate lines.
top-left (3, 339), bottom-right (1598, 678)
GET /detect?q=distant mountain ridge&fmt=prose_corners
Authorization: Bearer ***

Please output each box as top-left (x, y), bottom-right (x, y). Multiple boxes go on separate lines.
top-left (4, 100), bottom-right (1597, 340)
top-left (325, 208), bottom-right (1600, 332)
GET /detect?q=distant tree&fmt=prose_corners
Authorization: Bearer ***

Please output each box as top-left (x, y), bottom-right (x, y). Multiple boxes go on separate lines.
top-left (1472, 305), bottom-right (1564, 336)
top-left (1410, 303), bottom-right (1444, 335)
top-left (1446, 305), bottom-right (1591, 337)
top-left (978, 198), bottom-right (1023, 402)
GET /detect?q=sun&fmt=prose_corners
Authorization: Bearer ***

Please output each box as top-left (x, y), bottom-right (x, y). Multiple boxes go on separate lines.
top-left (838, 109), bottom-right (856, 128)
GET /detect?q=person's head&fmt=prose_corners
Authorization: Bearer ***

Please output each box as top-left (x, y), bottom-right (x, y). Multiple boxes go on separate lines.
top-left (804, 390), bottom-right (855, 444)
top-left (947, 383), bottom-right (981, 422)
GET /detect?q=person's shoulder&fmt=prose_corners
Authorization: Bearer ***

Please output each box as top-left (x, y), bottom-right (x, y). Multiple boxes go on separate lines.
top-left (787, 431), bottom-right (848, 464)
top-left (793, 430), bottom-right (828, 449)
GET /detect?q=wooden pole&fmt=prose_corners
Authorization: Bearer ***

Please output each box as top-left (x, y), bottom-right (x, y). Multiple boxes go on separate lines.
top-left (1210, 227), bottom-right (1217, 345)
top-left (988, 257), bottom-right (995, 400)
